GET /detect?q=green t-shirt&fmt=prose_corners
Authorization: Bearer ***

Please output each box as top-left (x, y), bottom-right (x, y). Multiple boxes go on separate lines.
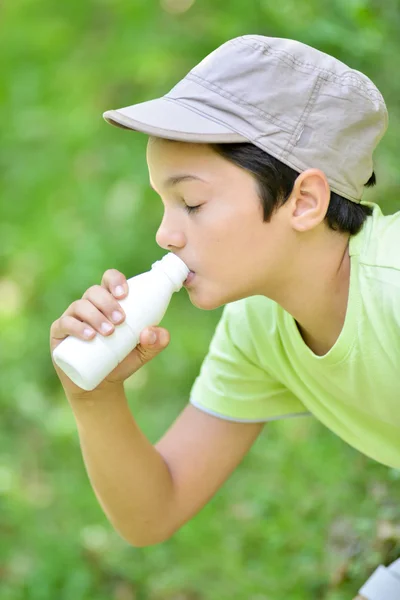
top-left (189, 201), bottom-right (400, 468)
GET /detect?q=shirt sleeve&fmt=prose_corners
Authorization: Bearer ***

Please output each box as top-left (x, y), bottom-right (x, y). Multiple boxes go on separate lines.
top-left (189, 303), bottom-right (310, 423)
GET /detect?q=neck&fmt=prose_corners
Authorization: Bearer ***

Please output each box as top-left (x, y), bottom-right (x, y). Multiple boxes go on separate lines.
top-left (269, 231), bottom-right (351, 356)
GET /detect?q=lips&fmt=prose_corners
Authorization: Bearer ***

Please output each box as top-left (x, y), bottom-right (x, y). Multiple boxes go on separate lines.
top-left (183, 271), bottom-right (196, 285)
top-left (175, 255), bottom-right (195, 284)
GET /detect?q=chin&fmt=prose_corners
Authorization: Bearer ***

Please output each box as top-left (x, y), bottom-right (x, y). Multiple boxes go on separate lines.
top-left (187, 285), bottom-right (245, 311)
top-left (188, 294), bottom-right (222, 311)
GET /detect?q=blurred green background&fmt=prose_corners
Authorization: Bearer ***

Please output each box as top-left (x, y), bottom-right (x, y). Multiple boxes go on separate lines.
top-left (1, 0), bottom-right (400, 598)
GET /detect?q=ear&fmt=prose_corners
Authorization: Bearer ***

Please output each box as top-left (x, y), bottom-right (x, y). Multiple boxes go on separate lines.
top-left (289, 169), bottom-right (331, 232)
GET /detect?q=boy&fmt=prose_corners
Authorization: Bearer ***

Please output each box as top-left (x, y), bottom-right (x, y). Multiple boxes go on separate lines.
top-left (50, 36), bottom-right (400, 599)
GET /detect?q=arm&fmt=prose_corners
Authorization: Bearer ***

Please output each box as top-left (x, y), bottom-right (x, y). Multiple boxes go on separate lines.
top-left (68, 387), bottom-right (264, 547)
top-left (52, 268), bottom-right (264, 547)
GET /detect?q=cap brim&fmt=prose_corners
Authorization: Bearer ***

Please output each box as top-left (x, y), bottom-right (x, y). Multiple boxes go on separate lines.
top-left (103, 97), bottom-right (247, 143)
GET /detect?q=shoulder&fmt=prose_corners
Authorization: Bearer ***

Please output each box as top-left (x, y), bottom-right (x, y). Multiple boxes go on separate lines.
top-left (355, 202), bottom-right (400, 271)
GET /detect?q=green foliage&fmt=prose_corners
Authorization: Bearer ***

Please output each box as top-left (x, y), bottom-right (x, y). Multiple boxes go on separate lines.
top-left (1, 0), bottom-right (400, 598)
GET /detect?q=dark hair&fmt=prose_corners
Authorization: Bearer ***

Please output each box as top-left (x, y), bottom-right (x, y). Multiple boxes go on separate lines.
top-left (210, 142), bottom-right (375, 235)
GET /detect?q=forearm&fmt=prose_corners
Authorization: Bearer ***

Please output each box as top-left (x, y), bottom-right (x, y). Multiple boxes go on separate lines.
top-left (67, 386), bottom-right (175, 547)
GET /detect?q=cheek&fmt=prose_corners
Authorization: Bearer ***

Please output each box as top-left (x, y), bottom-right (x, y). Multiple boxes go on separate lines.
top-left (193, 203), bottom-right (265, 272)
top-left (209, 219), bottom-right (262, 265)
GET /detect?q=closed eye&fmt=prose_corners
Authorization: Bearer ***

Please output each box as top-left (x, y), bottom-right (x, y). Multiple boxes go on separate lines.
top-left (184, 204), bottom-right (202, 214)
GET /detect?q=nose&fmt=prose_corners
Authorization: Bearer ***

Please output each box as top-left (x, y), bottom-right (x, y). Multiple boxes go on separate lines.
top-left (155, 212), bottom-right (186, 251)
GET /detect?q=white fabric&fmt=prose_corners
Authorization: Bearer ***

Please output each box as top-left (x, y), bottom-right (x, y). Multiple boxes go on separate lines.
top-left (359, 561), bottom-right (400, 599)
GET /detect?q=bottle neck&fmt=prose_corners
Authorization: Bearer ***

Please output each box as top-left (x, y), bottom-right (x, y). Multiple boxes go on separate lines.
top-left (151, 264), bottom-right (183, 292)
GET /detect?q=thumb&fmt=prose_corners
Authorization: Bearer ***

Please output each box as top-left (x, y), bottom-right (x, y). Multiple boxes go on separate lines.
top-left (103, 326), bottom-right (171, 386)
top-left (138, 327), bottom-right (170, 354)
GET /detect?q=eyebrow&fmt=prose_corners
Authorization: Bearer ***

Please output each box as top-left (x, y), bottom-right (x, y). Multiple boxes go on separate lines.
top-left (150, 174), bottom-right (206, 190)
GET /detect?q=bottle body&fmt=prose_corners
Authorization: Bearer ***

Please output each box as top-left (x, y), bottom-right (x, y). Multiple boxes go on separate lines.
top-left (52, 254), bottom-right (189, 391)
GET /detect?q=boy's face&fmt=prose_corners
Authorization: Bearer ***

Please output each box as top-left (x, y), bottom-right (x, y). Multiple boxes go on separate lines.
top-left (146, 137), bottom-right (293, 310)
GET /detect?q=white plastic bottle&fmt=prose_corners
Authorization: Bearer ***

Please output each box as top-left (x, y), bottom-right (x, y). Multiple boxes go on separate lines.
top-left (52, 253), bottom-right (189, 391)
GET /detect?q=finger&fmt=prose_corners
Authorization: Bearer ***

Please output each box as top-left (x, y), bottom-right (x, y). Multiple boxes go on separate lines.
top-left (82, 286), bottom-right (126, 326)
top-left (51, 314), bottom-right (96, 342)
top-left (101, 269), bottom-right (129, 299)
top-left (139, 327), bottom-right (170, 348)
top-left (54, 298), bottom-right (115, 340)
top-left (72, 297), bottom-right (122, 336)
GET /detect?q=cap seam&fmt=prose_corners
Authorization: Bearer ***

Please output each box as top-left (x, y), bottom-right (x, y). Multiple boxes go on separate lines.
top-left (162, 96), bottom-right (249, 137)
top-left (184, 72), bottom-right (295, 133)
top-left (282, 72), bottom-right (324, 159)
top-left (234, 36), bottom-right (385, 104)
top-left (104, 108), bottom-right (244, 141)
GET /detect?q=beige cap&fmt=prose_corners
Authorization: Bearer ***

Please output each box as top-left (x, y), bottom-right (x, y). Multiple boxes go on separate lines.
top-left (103, 35), bottom-right (388, 203)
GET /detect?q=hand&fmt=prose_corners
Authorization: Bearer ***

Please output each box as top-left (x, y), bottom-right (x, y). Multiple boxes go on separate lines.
top-left (50, 268), bottom-right (171, 398)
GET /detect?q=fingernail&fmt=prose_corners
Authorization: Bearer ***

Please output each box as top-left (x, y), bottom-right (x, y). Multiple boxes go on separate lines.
top-left (101, 322), bottom-right (113, 334)
top-left (112, 311), bottom-right (123, 323)
top-left (148, 331), bottom-right (157, 344)
top-left (84, 328), bottom-right (95, 338)
top-left (160, 330), bottom-right (169, 345)
top-left (115, 285), bottom-right (124, 297)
